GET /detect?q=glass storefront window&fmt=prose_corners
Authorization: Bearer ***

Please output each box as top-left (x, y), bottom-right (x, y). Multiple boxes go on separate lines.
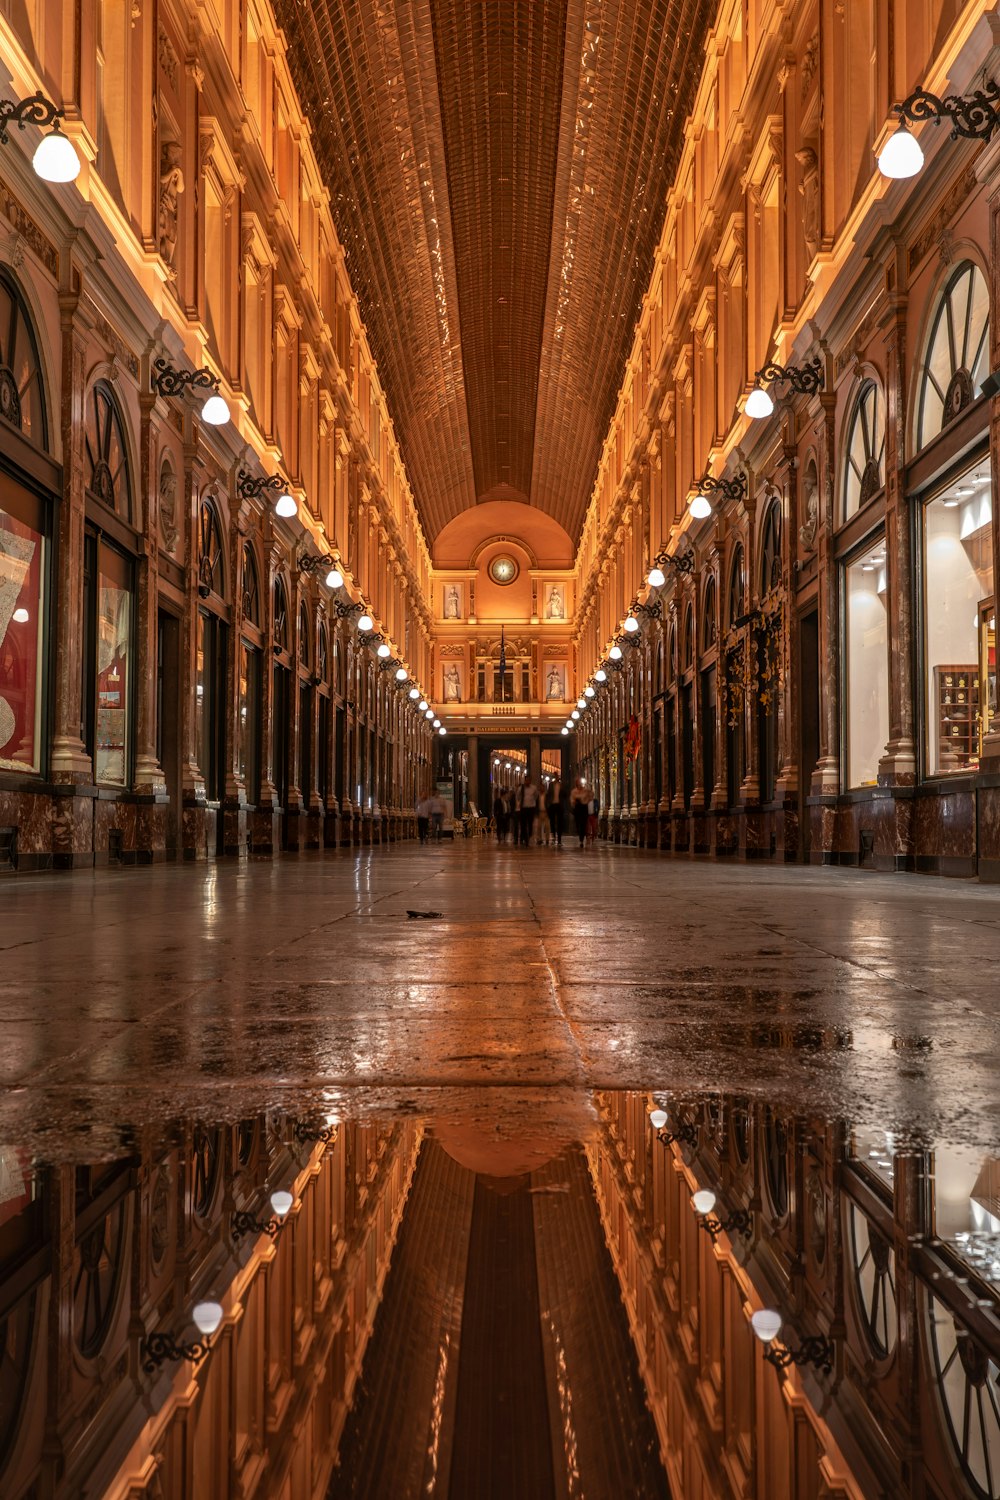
top-left (95, 550), bottom-right (131, 785)
top-left (923, 469), bottom-right (994, 774)
top-left (0, 500), bottom-right (44, 772)
top-left (845, 539), bottom-right (888, 787)
top-left (238, 642), bottom-right (260, 801)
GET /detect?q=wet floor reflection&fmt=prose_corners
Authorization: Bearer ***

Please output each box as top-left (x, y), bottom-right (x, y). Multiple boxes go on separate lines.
top-left (2, 1094), bottom-right (1000, 1499)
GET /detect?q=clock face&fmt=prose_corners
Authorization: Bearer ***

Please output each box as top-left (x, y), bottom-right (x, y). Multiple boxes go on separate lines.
top-left (488, 554), bottom-right (519, 586)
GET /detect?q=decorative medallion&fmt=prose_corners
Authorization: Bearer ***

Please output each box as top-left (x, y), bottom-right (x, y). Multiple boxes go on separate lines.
top-left (488, 554), bottom-right (519, 586)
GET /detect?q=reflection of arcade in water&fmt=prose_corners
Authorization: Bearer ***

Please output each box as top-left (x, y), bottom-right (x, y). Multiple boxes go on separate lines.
top-left (2, 1095), bottom-right (999, 1498)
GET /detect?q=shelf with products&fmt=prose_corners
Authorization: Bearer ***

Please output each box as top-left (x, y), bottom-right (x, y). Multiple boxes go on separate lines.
top-left (935, 664), bottom-right (980, 771)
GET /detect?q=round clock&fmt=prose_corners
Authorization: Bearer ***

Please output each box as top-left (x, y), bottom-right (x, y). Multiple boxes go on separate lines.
top-left (488, 554), bottom-right (519, 586)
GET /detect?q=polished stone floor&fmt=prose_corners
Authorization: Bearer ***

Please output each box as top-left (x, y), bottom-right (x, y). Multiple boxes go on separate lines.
top-left (4, 841), bottom-right (1000, 1154)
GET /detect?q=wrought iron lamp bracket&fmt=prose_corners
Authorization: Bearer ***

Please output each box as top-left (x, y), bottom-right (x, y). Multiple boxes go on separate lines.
top-left (152, 357), bottom-right (221, 402)
top-left (698, 471), bottom-right (748, 504)
top-left (699, 1206), bottom-right (753, 1241)
top-left (231, 1209), bottom-right (281, 1242)
top-left (140, 1330), bottom-right (212, 1372)
top-left (896, 80), bottom-right (1000, 141)
top-left (753, 357), bottom-right (824, 397)
top-left (651, 544), bottom-right (696, 578)
top-left (297, 551), bottom-right (337, 577)
top-left (764, 1333), bottom-right (835, 1375)
top-left (0, 90), bottom-right (65, 144)
top-left (291, 1118), bottom-right (339, 1146)
top-left (657, 1123), bottom-right (698, 1147)
top-left (237, 469), bottom-right (285, 502)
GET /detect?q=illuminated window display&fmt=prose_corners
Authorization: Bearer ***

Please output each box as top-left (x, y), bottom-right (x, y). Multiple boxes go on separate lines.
top-left (0, 499), bottom-right (44, 773)
top-left (845, 540), bottom-right (888, 788)
top-left (95, 548), bottom-right (132, 786)
top-left (922, 470), bottom-right (994, 774)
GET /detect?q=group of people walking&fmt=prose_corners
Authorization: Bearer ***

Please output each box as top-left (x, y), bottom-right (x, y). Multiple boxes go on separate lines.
top-left (492, 777), bottom-right (598, 849)
top-left (415, 790), bottom-right (448, 844)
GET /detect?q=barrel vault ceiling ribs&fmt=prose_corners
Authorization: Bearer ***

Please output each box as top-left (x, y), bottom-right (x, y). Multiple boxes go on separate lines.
top-left (275, 0), bottom-right (716, 544)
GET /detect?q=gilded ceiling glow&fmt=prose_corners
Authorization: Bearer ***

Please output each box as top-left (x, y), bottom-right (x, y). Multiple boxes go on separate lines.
top-left (273, 0), bottom-right (715, 542)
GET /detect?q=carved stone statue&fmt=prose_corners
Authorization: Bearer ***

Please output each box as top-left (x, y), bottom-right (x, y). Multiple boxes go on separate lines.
top-left (444, 585), bottom-right (461, 620)
top-left (799, 469), bottom-right (819, 553)
top-left (546, 665), bottom-right (563, 700)
top-left (159, 465), bottom-right (179, 553)
top-left (444, 664), bottom-right (461, 701)
top-left (158, 141), bottom-right (184, 267)
top-left (795, 147), bottom-right (819, 260)
top-left (546, 586), bottom-right (564, 619)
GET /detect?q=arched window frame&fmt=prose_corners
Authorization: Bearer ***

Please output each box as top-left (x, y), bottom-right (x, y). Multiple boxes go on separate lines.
top-left (727, 544), bottom-right (746, 629)
top-left (916, 260), bottom-right (990, 451)
top-left (85, 381), bottom-right (133, 524)
top-left (0, 266), bottom-right (48, 449)
top-left (842, 378), bottom-right (886, 523)
top-left (197, 497), bottom-right (226, 601)
top-left (298, 600), bottom-right (311, 672)
top-left (682, 604), bottom-right (695, 672)
top-left (759, 499), bottom-right (782, 595)
top-left (702, 575), bottom-right (718, 651)
top-left (273, 574), bottom-right (290, 658)
top-left (241, 542), bottom-right (261, 628)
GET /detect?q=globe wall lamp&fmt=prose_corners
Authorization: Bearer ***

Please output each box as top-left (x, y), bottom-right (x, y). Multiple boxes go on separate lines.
top-left (647, 540), bottom-right (696, 587)
top-left (298, 550), bottom-right (344, 590)
top-left (237, 468), bottom-right (295, 515)
top-left (878, 79), bottom-right (1000, 179)
top-left (692, 1188), bottom-right (752, 1241)
top-left (745, 357), bottom-right (824, 419)
top-left (690, 470), bottom-right (747, 520)
top-left (751, 1308), bottom-right (835, 1375)
top-left (334, 598), bottom-right (373, 631)
top-left (141, 1300), bottom-right (224, 1371)
top-left (0, 90), bottom-right (81, 181)
top-left (648, 1109), bottom-right (697, 1147)
top-left (231, 1188), bottom-right (294, 1242)
top-left (153, 359), bottom-right (230, 426)
top-left (625, 598), bottom-right (663, 630)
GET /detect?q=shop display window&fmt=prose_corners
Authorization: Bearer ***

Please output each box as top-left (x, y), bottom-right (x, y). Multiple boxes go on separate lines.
top-left (922, 471), bottom-right (994, 774)
top-left (844, 539), bottom-right (888, 787)
top-left (0, 496), bottom-right (44, 773)
top-left (238, 642), bottom-right (260, 802)
top-left (95, 547), bottom-right (132, 786)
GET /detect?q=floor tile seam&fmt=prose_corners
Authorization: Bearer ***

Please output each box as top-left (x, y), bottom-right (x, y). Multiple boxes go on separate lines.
top-left (514, 864), bottom-right (594, 1086)
top-left (754, 919), bottom-right (990, 1006)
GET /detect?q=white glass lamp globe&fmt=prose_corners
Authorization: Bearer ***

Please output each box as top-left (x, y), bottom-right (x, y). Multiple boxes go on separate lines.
top-left (419, 700), bottom-right (428, 712)
top-left (624, 615), bottom-right (640, 633)
top-left (609, 644), bottom-right (623, 661)
top-left (377, 642), bottom-right (391, 658)
top-left (357, 614), bottom-right (374, 632)
top-left (878, 123), bottom-right (924, 180)
top-left (410, 688), bottom-right (420, 700)
top-left (200, 393), bottom-right (230, 426)
top-left (571, 710), bottom-right (580, 720)
top-left (33, 128), bottom-right (81, 183)
top-left (649, 1108), bottom-right (668, 1130)
top-left (438, 726), bottom-right (446, 736)
top-left (425, 710), bottom-right (434, 720)
top-left (690, 494), bottom-right (712, 520)
top-left (433, 718), bottom-right (441, 728)
top-left (12, 607), bottom-right (29, 624)
top-left (192, 1300), bottom-right (224, 1337)
top-left (561, 726), bottom-right (569, 735)
top-left (324, 566), bottom-right (344, 590)
top-left (692, 1189), bottom-right (717, 1215)
top-left (647, 566), bottom-right (666, 588)
top-left (274, 492), bottom-right (298, 519)
top-left (396, 667), bottom-right (408, 681)
top-left (745, 385), bottom-right (774, 420)
top-left (594, 669), bottom-right (607, 682)
top-left (270, 1189), bottom-right (294, 1219)
top-left (751, 1308), bottom-right (783, 1344)
top-left (577, 698), bottom-right (586, 708)
top-left (584, 686), bottom-right (595, 698)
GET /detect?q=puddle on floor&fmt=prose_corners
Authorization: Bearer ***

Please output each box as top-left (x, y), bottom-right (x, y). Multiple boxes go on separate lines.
top-left (2, 1091), bottom-right (999, 1499)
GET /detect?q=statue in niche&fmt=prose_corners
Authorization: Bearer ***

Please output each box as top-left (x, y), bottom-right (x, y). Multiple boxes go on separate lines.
top-left (799, 469), bottom-right (819, 553)
top-left (158, 141), bottom-right (184, 267)
top-left (546, 665), bottom-right (564, 700)
top-left (795, 147), bottom-right (820, 260)
top-left (444, 584), bottom-right (461, 619)
top-left (546, 585), bottom-right (565, 619)
top-left (158, 465), bottom-right (179, 553)
top-left (444, 664), bottom-right (462, 701)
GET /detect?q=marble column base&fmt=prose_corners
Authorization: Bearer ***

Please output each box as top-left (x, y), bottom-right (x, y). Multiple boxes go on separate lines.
top-left (222, 802), bottom-right (249, 859)
top-left (249, 807), bottom-right (281, 857)
top-left (181, 800), bottom-right (219, 862)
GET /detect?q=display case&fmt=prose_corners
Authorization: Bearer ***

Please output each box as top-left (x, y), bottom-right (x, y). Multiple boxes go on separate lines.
top-left (934, 665), bottom-right (980, 770)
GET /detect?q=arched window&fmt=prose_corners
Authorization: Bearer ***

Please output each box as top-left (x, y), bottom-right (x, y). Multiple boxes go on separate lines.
top-left (928, 1291), bottom-right (1000, 1500)
top-left (273, 575), bottom-right (289, 654)
top-left (197, 499), bottom-right (225, 599)
top-left (682, 605), bottom-right (695, 671)
top-left (760, 500), bottom-right (782, 593)
top-left (727, 545), bottom-right (745, 628)
top-left (665, 627), bottom-right (675, 686)
top-left (85, 382), bottom-right (132, 522)
top-left (917, 261), bottom-right (990, 450)
top-left (702, 576), bottom-right (717, 650)
top-left (241, 543), bottom-right (260, 625)
top-left (0, 268), bottom-right (47, 448)
top-left (318, 624), bottom-right (330, 685)
top-left (842, 380), bottom-right (885, 522)
top-left (298, 601), bottom-right (311, 670)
